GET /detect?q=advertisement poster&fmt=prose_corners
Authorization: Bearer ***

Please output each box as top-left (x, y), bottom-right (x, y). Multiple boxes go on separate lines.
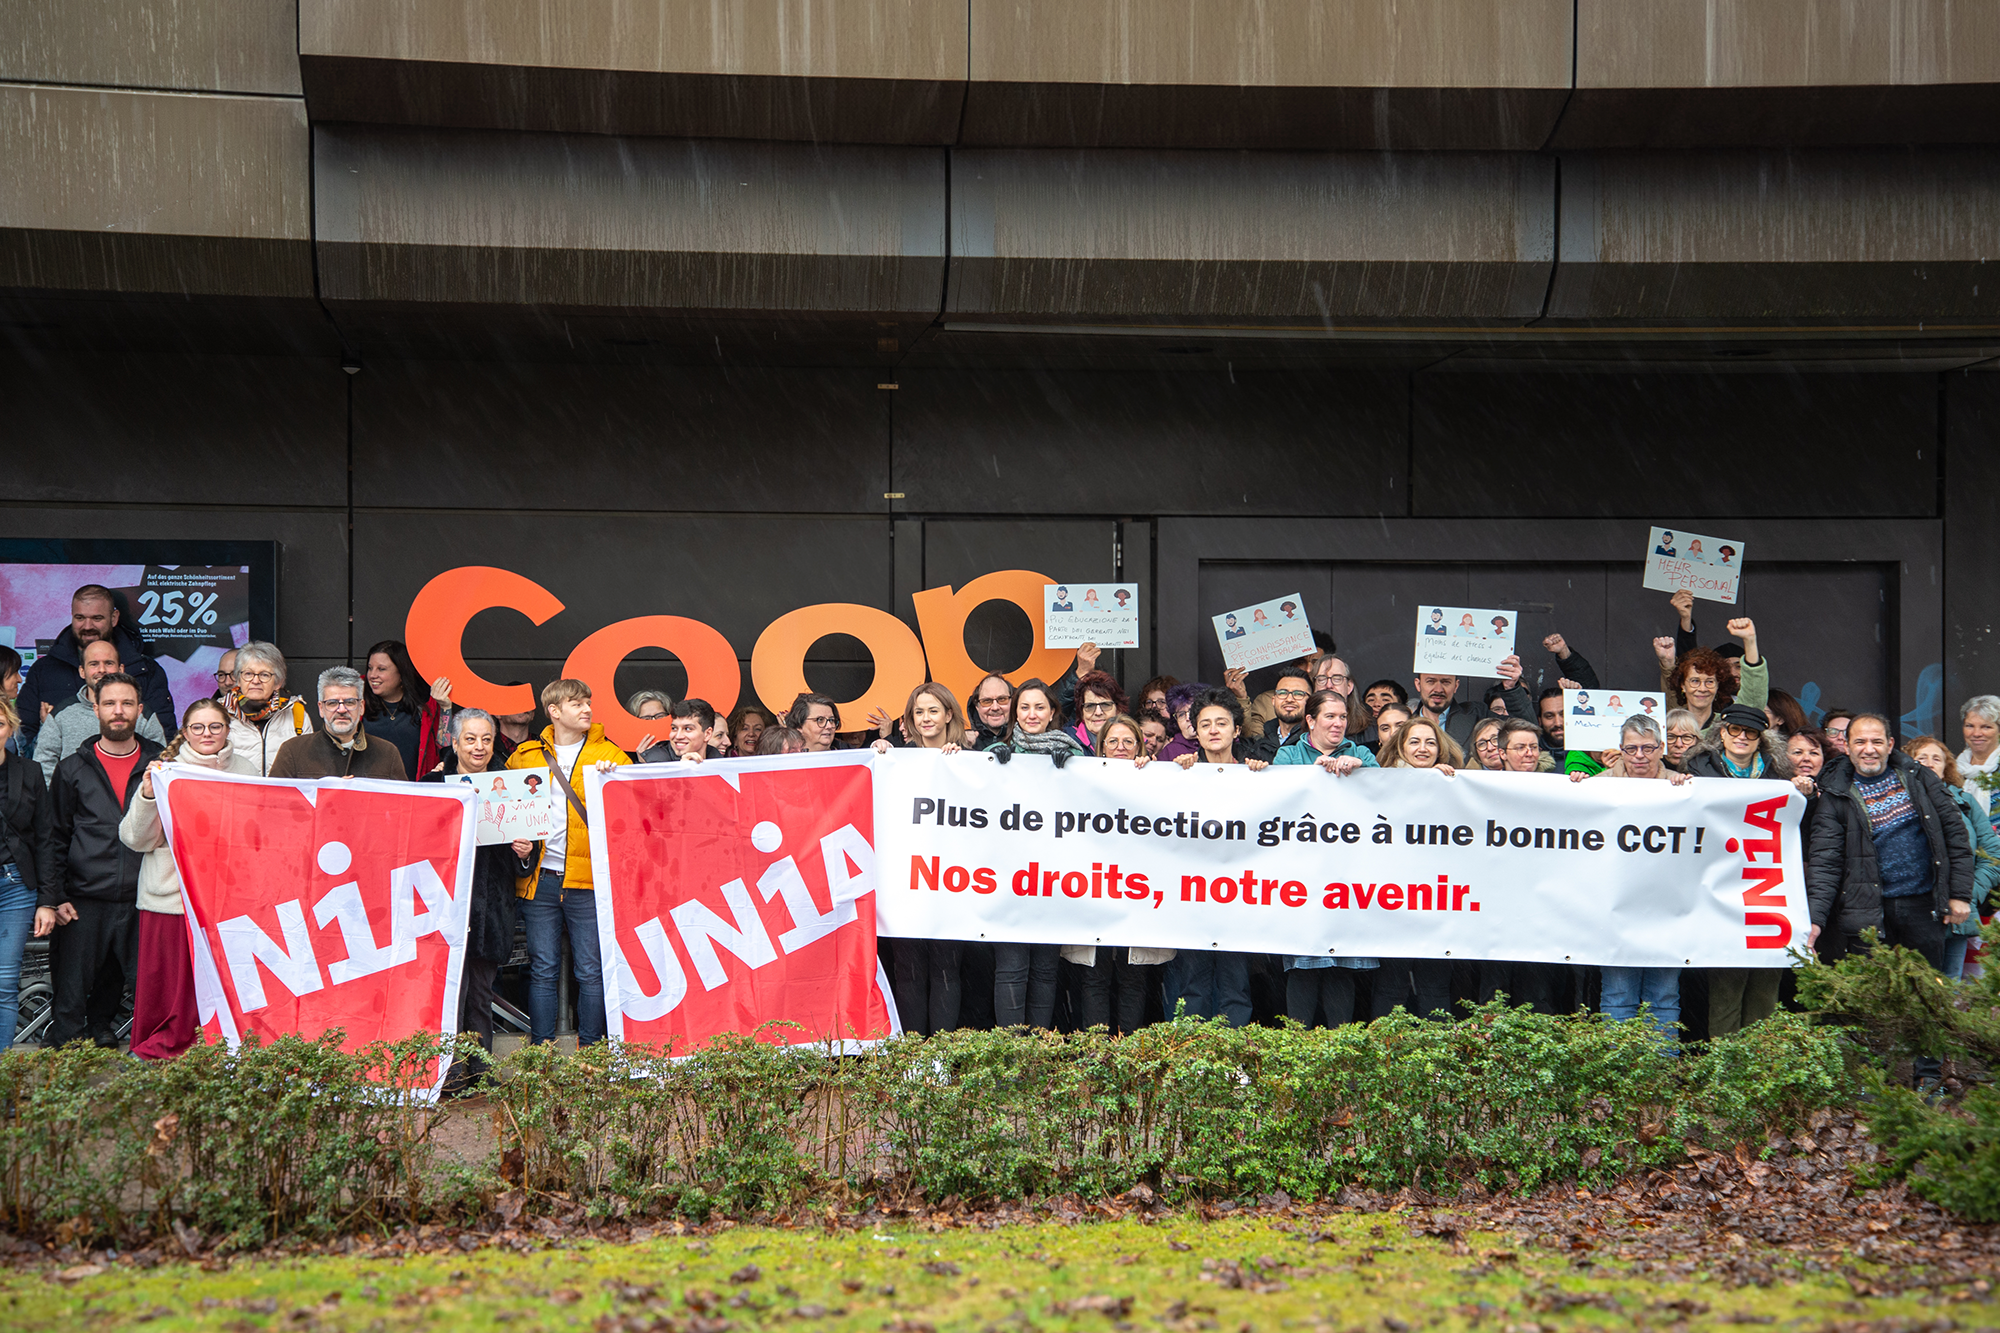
top-left (1211, 594), bottom-right (1316, 672)
top-left (1643, 526), bottom-right (1744, 605)
top-left (1562, 688), bottom-right (1671, 751)
top-left (1042, 582), bottom-right (1140, 650)
top-left (0, 561), bottom-right (254, 719)
top-left (1412, 605), bottom-right (1517, 676)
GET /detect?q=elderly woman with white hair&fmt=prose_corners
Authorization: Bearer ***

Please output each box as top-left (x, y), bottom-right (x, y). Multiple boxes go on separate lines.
top-left (225, 641), bottom-right (312, 775)
top-left (1958, 695), bottom-right (2000, 819)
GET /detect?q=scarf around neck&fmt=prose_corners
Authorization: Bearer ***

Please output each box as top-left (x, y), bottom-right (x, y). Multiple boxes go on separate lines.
top-left (235, 692), bottom-right (295, 725)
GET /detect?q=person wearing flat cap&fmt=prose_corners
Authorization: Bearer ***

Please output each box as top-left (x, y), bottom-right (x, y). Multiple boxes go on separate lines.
top-left (1685, 701), bottom-right (1805, 1039)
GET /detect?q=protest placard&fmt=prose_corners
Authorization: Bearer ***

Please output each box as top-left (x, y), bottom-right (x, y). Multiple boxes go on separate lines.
top-left (1042, 582), bottom-right (1139, 649)
top-left (1412, 605), bottom-right (1517, 676)
top-left (157, 768), bottom-right (475, 1098)
top-left (870, 750), bottom-right (1805, 969)
top-left (1562, 688), bottom-right (1672, 751)
top-left (587, 752), bottom-right (899, 1053)
top-left (447, 764), bottom-right (565, 846)
top-left (1643, 526), bottom-right (1743, 604)
top-left (1211, 594), bottom-right (1316, 671)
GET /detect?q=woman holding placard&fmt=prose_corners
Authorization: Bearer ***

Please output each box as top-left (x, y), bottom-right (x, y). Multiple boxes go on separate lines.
top-left (120, 698), bottom-right (258, 1059)
top-left (980, 680), bottom-right (1085, 1028)
top-left (879, 683), bottom-right (974, 1034)
top-left (422, 708), bottom-right (532, 1089)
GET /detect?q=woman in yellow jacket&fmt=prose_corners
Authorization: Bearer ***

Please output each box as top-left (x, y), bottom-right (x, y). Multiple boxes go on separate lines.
top-left (505, 679), bottom-right (629, 1045)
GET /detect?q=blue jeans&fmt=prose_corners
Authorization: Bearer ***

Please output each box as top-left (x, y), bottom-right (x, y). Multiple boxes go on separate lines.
top-left (1945, 934), bottom-right (1973, 980)
top-left (0, 866), bottom-right (36, 1048)
top-left (520, 870), bottom-right (605, 1046)
top-left (1599, 966), bottom-right (1681, 1044)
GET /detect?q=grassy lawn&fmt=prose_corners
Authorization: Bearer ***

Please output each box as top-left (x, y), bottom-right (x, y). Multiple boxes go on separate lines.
top-left (11, 1210), bottom-right (1984, 1333)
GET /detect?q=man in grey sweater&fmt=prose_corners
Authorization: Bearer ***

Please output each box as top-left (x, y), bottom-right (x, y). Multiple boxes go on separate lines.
top-left (34, 639), bottom-right (165, 780)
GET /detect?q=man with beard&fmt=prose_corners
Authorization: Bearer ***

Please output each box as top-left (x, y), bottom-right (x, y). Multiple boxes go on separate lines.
top-left (34, 638), bottom-right (165, 779)
top-left (43, 672), bottom-right (162, 1046)
top-left (17, 585), bottom-right (174, 754)
top-left (1244, 668), bottom-right (1315, 761)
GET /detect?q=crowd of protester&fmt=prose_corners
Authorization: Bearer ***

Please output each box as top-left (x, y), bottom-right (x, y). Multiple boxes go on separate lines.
top-left (0, 582), bottom-right (1991, 1095)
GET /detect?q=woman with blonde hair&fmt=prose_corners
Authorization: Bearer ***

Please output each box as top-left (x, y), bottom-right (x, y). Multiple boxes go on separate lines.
top-left (120, 697), bottom-right (259, 1058)
top-left (876, 681), bottom-right (974, 1035)
top-left (876, 681), bottom-right (972, 753)
top-left (1381, 717), bottom-right (1464, 774)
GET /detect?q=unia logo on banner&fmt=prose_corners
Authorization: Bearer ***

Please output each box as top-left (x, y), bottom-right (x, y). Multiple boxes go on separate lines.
top-left (594, 756), bottom-right (896, 1053)
top-left (1729, 795), bottom-right (1794, 950)
top-left (157, 771), bottom-right (474, 1094)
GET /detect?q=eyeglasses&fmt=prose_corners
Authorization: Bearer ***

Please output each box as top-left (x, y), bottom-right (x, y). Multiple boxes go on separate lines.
top-left (1081, 701), bottom-right (1116, 714)
top-left (1621, 743), bottom-right (1663, 757)
top-left (1722, 724), bottom-right (1760, 740)
top-left (976, 696), bottom-right (1011, 708)
top-left (1668, 732), bottom-right (1699, 744)
top-left (323, 698), bottom-right (361, 712)
top-left (213, 670), bottom-right (236, 682)
top-left (239, 670), bottom-right (277, 684)
top-left (1273, 689), bottom-right (1312, 700)
top-left (184, 722), bottom-right (229, 736)
top-left (1475, 737), bottom-right (1501, 751)
top-left (806, 716), bottom-right (838, 728)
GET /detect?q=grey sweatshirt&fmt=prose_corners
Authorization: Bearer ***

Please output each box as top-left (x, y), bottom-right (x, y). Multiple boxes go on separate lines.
top-left (34, 687), bottom-right (166, 781)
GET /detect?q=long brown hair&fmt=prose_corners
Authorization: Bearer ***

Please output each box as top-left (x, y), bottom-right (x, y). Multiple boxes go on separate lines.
top-left (162, 698), bottom-right (231, 763)
top-left (1384, 717), bottom-right (1465, 770)
top-left (901, 682), bottom-right (971, 749)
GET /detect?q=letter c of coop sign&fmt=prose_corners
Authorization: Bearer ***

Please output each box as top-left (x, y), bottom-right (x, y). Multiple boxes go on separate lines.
top-left (404, 566), bottom-right (1080, 752)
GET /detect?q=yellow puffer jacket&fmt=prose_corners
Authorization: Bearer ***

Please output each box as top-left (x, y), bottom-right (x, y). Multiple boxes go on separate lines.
top-left (506, 723), bottom-right (629, 898)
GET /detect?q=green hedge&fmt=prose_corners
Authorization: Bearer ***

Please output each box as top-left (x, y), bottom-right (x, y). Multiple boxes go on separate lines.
top-left (0, 1003), bottom-right (1853, 1250)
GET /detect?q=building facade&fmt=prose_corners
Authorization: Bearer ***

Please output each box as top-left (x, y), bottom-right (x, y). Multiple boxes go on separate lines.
top-left (5, 1), bottom-right (1998, 728)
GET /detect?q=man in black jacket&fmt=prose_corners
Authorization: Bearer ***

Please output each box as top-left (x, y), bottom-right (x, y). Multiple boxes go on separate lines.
top-left (42, 673), bottom-right (162, 1047)
top-left (1243, 668), bottom-right (1314, 762)
top-left (16, 585), bottom-right (175, 756)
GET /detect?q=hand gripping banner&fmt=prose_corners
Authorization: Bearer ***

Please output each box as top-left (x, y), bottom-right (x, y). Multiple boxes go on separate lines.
top-left (869, 751), bottom-right (1809, 970)
top-left (156, 767), bottom-right (476, 1097)
top-left (587, 750), bottom-right (899, 1052)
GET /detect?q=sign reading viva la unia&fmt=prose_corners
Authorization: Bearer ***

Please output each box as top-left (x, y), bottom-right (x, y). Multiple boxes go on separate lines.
top-left (868, 752), bottom-right (1806, 969)
top-left (402, 566), bottom-right (1084, 752)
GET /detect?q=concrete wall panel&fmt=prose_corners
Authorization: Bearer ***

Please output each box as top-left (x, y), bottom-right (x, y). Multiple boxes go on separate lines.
top-left (2, 0), bottom-right (302, 96)
top-left (948, 149), bottom-right (1555, 323)
top-left (1562, 0), bottom-right (2000, 145)
top-left (314, 126), bottom-right (948, 316)
top-left (298, 0), bottom-right (966, 143)
top-left (965, 0), bottom-right (1571, 149)
top-left (1549, 150), bottom-right (2000, 322)
top-left (0, 83), bottom-right (312, 296)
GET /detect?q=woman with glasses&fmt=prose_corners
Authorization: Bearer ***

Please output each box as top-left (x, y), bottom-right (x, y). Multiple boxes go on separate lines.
top-left (627, 689), bottom-right (674, 763)
top-left (1687, 703), bottom-right (1796, 1037)
top-left (119, 698), bottom-right (258, 1058)
top-left (1902, 736), bottom-right (2000, 981)
top-left (1313, 656), bottom-right (1375, 744)
top-left (1463, 716), bottom-right (1505, 771)
top-left (1067, 671), bottom-right (1129, 750)
top-left (1663, 708), bottom-right (1703, 771)
top-left (224, 641), bottom-right (312, 775)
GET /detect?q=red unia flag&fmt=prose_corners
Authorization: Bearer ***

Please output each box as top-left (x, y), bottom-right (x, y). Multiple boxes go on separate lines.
top-left (589, 751), bottom-right (898, 1052)
top-left (156, 768), bottom-right (476, 1097)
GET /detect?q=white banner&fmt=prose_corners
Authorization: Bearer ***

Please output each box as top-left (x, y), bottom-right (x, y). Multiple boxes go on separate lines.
top-left (870, 750), bottom-right (1807, 969)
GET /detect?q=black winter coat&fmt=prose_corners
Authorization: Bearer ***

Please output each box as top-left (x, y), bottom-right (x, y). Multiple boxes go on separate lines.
top-left (0, 754), bottom-right (57, 898)
top-left (422, 765), bottom-right (526, 964)
top-left (1806, 752), bottom-right (1974, 935)
top-left (16, 624), bottom-right (176, 755)
top-left (49, 737), bottom-right (164, 906)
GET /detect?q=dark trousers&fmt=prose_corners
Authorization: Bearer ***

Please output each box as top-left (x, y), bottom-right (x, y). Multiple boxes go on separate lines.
top-left (1372, 958), bottom-right (1455, 1019)
top-left (1079, 949), bottom-right (1162, 1035)
top-left (1841, 894), bottom-right (1949, 1081)
top-left (459, 954), bottom-right (500, 1052)
top-left (1706, 967), bottom-right (1782, 1038)
top-left (891, 938), bottom-right (963, 1036)
top-left (1169, 950), bottom-right (1254, 1026)
top-left (993, 942), bottom-right (1060, 1028)
top-left (1477, 960), bottom-right (1560, 1014)
top-left (50, 898), bottom-right (137, 1048)
top-left (1286, 967), bottom-right (1357, 1027)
